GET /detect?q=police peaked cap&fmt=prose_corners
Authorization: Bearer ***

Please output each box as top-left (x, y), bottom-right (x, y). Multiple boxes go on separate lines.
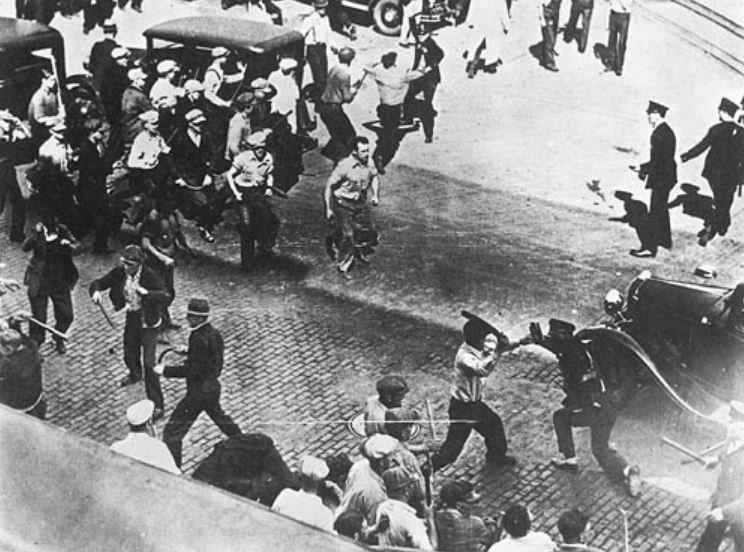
top-left (719, 97), bottom-right (739, 117)
top-left (548, 318), bottom-right (576, 335)
top-left (646, 100), bottom-right (669, 117)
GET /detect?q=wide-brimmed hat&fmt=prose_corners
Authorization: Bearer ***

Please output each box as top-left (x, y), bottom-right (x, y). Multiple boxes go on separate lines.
top-left (186, 297), bottom-right (210, 316)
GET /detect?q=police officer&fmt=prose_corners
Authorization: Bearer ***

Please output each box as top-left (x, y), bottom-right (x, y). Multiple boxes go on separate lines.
top-left (530, 319), bottom-right (641, 497)
top-left (155, 297), bottom-right (242, 468)
top-left (226, 131), bottom-right (280, 270)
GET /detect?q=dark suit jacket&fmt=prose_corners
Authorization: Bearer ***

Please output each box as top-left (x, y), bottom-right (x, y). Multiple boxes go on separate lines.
top-left (22, 224), bottom-right (79, 296)
top-left (89, 38), bottom-right (119, 88)
top-left (164, 323), bottom-right (224, 390)
top-left (170, 129), bottom-right (218, 186)
top-left (681, 121), bottom-right (742, 183)
top-left (640, 122), bottom-right (677, 190)
top-left (77, 139), bottom-right (111, 209)
top-left (413, 36), bottom-right (444, 85)
top-left (88, 265), bottom-right (170, 327)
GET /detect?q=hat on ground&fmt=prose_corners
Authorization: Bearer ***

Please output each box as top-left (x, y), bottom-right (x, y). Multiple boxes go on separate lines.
top-left (102, 20), bottom-right (117, 34)
top-left (680, 182), bottom-right (699, 194)
top-left (363, 434), bottom-right (398, 460)
top-left (211, 46), bottom-right (230, 59)
top-left (646, 100), bottom-right (668, 117)
top-left (299, 455), bottom-right (330, 480)
top-left (439, 480), bottom-right (481, 505)
top-left (376, 374), bottom-right (409, 395)
top-left (184, 79), bottom-right (204, 93)
top-left (138, 110), bottom-right (159, 124)
top-left (185, 108), bottom-right (207, 125)
top-left (156, 59), bottom-right (178, 75)
top-left (314, 0), bottom-right (329, 7)
top-left (731, 401), bottom-right (744, 422)
top-left (382, 466), bottom-right (412, 494)
top-left (278, 57), bottom-right (298, 71)
top-left (111, 47), bottom-right (130, 60)
top-left (719, 97), bottom-right (739, 117)
top-left (127, 67), bottom-right (147, 82)
top-left (246, 131), bottom-right (268, 148)
top-left (187, 297), bottom-right (210, 316)
top-left (126, 399), bottom-right (155, 426)
top-left (548, 318), bottom-right (576, 335)
top-left (614, 190), bottom-right (633, 201)
top-left (121, 244), bottom-right (144, 264)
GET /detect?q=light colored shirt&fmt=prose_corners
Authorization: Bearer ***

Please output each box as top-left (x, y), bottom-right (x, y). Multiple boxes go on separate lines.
top-left (232, 150), bottom-right (274, 188)
top-left (38, 136), bottom-right (71, 172)
top-left (376, 499), bottom-right (433, 550)
top-left (367, 65), bottom-right (424, 106)
top-left (363, 395), bottom-right (388, 436)
top-left (451, 343), bottom-right (497, 403)
top-left (27, 88), bottom-right (59, 135)
top-left (110, 432), bottom-right (181, 475)
top-left (127, 131), bottom-right (170, 170)
top-left (268, 70), bottom-right (299, 131)
top-left (124, 268), bottom-right (142, 312)
top-left (272, 489), bottom-right (335, 531)
top-left (300, 11), bottom-right (335, 46)
top-left (328, 154), bottom-right (378, 202)
top-left (488, 531), bottom-right (555, 552)
top-left (226, 112), bottom-right (252, 160)
top-left (149, 78), bottom-right (182, 106)
top-left (338, 458), bottom-right (386, 524)
top-left (609, 0), bottom-right (632, 12)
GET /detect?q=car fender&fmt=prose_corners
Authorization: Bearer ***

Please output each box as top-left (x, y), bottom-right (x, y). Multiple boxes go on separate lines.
top-left (576, 326), bottom-right (726, 425)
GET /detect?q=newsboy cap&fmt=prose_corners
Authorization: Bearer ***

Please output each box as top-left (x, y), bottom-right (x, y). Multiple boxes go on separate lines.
top-left (376, 374), bottom-right (409, 395)
top-left (211, 46), bottom-right (230, 58)
top-left (363, 434), bottom-right (398, 460)
top-left (156, 59), bottom-right (178, 75)
top-left (183, 79), bottom-right (204, 93)
top-left (299, 456), bottom-right (330, 480)
top-left (185, 109), bottom-right (206, 124)
top-left (186, 297), bottom-right (210, 316)
top-left (138, 110), bottom-right (159, 124)
top-left (246, 131), bottom-right (268, 147)
top-left (111, 47), bottom-right (130, 60)
top-left (278, 57), bottom-right (298, 71)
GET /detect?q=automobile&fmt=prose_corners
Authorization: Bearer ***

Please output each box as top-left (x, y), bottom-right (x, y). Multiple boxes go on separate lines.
top-left (601, 270), bottom-right (743, 422)
top-left (143, 17), bottom-right (304, 92)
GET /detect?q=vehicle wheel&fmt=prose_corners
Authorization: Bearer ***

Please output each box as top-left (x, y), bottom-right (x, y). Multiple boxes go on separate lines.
top-left (372, 0), bottom-right (402, 36)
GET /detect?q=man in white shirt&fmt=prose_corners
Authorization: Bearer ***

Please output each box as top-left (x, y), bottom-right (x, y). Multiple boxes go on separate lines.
top-left (363, 374), bottom-right (409, 436)
top-left (272, 456), bottom-right (334, 531)
top-left (268, 58), bottom-right (300, 133)
top-left (488, 505), bottom-right (555, 552)
top-left (149, 60), bottom-right (183, 108)
top-left (300, 0), bottom-right (339, 91)
top-left (111, 399), bottom-right (181, 474)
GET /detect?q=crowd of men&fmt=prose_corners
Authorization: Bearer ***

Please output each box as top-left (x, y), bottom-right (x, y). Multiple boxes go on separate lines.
top-left (3, 0), bottom-right (744, 550)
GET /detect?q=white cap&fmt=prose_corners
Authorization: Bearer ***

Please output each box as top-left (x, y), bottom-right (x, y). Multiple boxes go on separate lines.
top-left (156, 59), bottom-right (178, 75)
top-left (183, 79), bottom-right (204, 93)
top-left (278, 58), bottom-right (298, 71)
top-left (111, 47), bottom-right (130, 60)
top-left (138, 110), bottom-right (159, 123)
top-left (127, 67), bottom-right (147, 82)
top-left (299, 456), bottom-right (329, 480)
top-left (126, 399), bottom-right (154, 425)
top-left (363, 434), bottom-right (398, 460)
top-left (211, 46), bottom-right (230, 58)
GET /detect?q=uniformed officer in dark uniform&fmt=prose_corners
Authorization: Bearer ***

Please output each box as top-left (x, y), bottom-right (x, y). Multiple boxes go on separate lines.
top-left (155, 297), bottom-right (242, 468)
top-left (629, 100), bottom-right (677, 258)
top-left (530, 319), bottom-right (641, 497)
top-left (681, 97), bottom-right (744, 241)
top-left (695, 401), bottom-right (744, 552)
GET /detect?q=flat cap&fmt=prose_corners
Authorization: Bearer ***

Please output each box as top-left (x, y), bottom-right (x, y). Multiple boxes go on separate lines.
top-left (121, 244), bottom-right (144, 264)
top-left (185, 108), bottom-right (206, 124)
top-left (382, 466), bottom-right (412, 493)
top-left (278, 58), bottom-right (298, 71)
top-left (50, 121), bottom-right (67, 133)
top-left (127, 67), bottom-right (147, 82)
top-left (314, 0), bottom-right (329, 7)
top-left (111, 47), bottom-right (130, 60)
top-left (363, 434), bottom-right (398, 460)
top-left (439, 480), bottom-right (481, 505)
top-left (186, 296), bottom-right (210, 316)
top-left (376, 374), bottom-right (409, 394)
top-left (211, 46), bottom-right (230, 58)
top-left (156, 59), bottom-right (178, 75)
top-left (183, 79), bottom-right (204, 93)
top-left (251, 78), bottom-right (271, 91)
top-left (235, 91), bottom-right (256, 106)
top-left (138, 110), bottom-right (159, 124)
top-left (246, 130), bottom-right (268, 147)
top-left (126, 399), bottom-right (154, 425)
top-left (299, 455), bottom-right (330, 480)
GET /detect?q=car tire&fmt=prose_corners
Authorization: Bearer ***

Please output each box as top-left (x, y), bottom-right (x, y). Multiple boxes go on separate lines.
top-left (371, 0), bottom-right (402, 36)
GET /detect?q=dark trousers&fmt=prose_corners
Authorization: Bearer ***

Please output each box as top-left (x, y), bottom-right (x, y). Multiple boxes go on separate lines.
top-left (541, 16), bottom-right (559, 69)
top-left (696, 519), bottom-right (744, 552)
top-left (177, 184), bottom-right (228, 231)
top-left (432, 398), bottom-right (508, 470)
top-left (16, 0), bottom-right (26, 18)
top-left (0, 164), bottom-right (26, 242)
top-left (553, 405), bottom-right (627, 481)
top-left (118, 0), bottom-right (142, 9)
top-left (236, 192), bottom-right (280, 269)
top-left (708, 175), bottom-right (737, 237)
top-left (564, 3), bottom-right (593, 52)
top-left (163, 380), bottom-right (241, 467)
top-left (123, 311), bottom-right (163, 408)
top-left (317, 102), bottom-right (357, 163)
top-left (404, 79), bottom-right (438, 141)
top-left (607, 11), bottom-right (630, 74)
top-left (145, 257), bottom-right (175, 327)
top-left (329, 199), bottom-right (378, 271)
top-left (82, 0), bottom-right (113, 31)
top-left (374, 104), bottom-right (403, 169)
top-left (647, 185), bottom-right (672, 251)
top-left (28, 287), bottom-right (73, 345)
top-left (306, 44), bottom-right (328, 92)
